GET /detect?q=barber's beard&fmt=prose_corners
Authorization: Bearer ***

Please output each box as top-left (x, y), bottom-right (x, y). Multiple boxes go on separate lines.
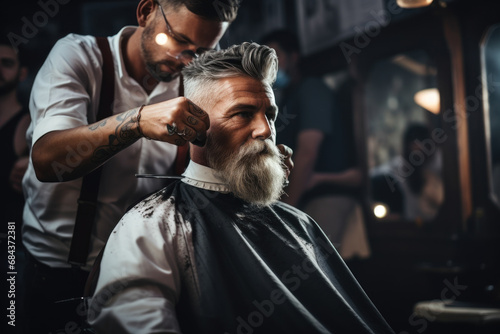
top-left (140, 24), bottom-right (180, 83)
top-left (207, 138), bottom-right (286, 207)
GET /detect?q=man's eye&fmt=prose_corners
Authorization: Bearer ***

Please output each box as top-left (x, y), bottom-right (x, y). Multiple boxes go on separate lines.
top-left (1, 59), bottom-right (15, 68)
top-left (174, 36), bottom-right (189, 45)
top-left (236, 112), bottom-right (253, 119)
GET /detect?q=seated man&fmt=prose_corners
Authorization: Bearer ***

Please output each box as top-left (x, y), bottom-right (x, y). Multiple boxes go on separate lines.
top-left (88, 42), bottom-right (394, 334)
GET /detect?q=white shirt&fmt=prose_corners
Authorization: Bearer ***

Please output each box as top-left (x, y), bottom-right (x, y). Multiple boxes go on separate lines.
top-left (22, 27), bottom-right (179, 269)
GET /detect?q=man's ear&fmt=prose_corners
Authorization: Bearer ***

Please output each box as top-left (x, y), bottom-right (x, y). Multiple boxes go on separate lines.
top-left (137, 0), bottom-right (156, 27)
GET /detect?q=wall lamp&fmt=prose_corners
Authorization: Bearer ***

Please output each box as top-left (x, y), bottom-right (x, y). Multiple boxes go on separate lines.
top-left (396, 0), bottom-right (434, 8)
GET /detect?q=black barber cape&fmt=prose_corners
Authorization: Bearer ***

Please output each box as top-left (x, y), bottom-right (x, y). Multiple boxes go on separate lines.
top-left (90, 180), bottom-right (395, 334)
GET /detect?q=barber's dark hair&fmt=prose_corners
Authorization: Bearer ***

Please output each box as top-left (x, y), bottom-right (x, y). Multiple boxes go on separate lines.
top-left (260, 29), bottom-right (301, 54)
top-left (0, 34), bottom-right (26, 65)
top-left (160, 0), bottom-right (240, 22)
top-left (182, 42), bottom-right (278, 101)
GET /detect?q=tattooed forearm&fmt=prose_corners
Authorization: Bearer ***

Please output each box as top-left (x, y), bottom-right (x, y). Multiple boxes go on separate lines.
top-left (91, 108), bottom-right (140, 164)
top-left (88, 119), bottom-right (107, 131)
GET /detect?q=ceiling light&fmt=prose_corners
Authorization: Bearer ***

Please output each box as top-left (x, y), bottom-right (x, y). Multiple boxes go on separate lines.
top-left (396, 0), bottom-right (434, 8)
top-left (373, 204), bottom-right (388, 219)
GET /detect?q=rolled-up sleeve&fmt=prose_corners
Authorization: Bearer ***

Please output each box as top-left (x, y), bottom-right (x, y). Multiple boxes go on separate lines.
top-left (30, 35), bottom-right (101, 145)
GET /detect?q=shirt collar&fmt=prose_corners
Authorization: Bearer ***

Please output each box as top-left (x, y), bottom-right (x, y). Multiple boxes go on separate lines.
top-left (181, 161), bottom-right (230, 193)
top-left (113, 26), bottom-right (136, 80)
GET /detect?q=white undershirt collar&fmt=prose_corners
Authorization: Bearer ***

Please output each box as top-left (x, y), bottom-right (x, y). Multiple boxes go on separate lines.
top-left (181, 161), bottom-right (230, 193)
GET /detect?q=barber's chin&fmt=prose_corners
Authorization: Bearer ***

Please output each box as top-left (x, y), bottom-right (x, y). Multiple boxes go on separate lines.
top-left (147, 64), bottom-right (181, 82)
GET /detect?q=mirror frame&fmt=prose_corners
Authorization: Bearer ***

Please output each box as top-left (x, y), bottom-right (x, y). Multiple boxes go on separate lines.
top-left (480, 23), bottom-right (500, 210)
top-left (351, 12), bottom-right (467, 239)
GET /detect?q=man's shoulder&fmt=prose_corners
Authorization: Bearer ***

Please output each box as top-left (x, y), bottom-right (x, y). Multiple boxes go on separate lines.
top-left (271, 201), bottom-right (314, 222)
top-left (127, 186), bottom-right (177, 216)
top-left (113, 186), bottom-right (181, 236)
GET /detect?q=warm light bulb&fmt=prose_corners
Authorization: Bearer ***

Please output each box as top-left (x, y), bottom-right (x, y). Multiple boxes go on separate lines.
top-left (414, 88), bottom-right (440, 114)
top-left (155, 33), bottom-right (168, 45)
top-left (373, 204), bottom-right (388, 218)
top-left (396, 0), bottom-right (433, 8)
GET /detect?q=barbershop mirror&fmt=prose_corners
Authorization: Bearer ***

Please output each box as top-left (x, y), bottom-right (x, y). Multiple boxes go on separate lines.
top-left (482, 24), bottom-right (500, 207)
top-left (366, 49), bottom-right (444, 223)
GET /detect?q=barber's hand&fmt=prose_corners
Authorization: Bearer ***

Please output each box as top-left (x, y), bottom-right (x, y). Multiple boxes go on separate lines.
top-left (277, 144), bottom-right (293, 179)
top-left (9, 156), bottom-right (29, 194)
top-left (139, 97), bottom-right (210, 146)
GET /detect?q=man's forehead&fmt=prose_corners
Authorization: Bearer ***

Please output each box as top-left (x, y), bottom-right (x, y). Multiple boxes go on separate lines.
top-left (163, 5), bottom-right (229, 50)
top-left (212, 77), bottom-right (274, 103)
top-left (0, 45), bottom-right (18, 59)
top-left (192, 76), bottom-right (277, 119)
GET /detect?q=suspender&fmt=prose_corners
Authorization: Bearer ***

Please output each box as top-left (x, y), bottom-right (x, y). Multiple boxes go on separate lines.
top-left (68, 37), bottom-right (189, 267)
top-left (68, 37), bottom-right (114, 267)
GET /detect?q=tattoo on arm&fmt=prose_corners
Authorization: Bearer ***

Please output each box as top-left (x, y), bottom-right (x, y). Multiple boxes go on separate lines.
top-left (91, 108), bottom-right (140, 164)
top-left (88, 119), bottom-right (107, 131)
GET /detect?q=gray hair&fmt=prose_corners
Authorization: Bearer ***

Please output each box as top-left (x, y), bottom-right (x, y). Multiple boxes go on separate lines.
top-left (182, 42), bottom-right (278, 100)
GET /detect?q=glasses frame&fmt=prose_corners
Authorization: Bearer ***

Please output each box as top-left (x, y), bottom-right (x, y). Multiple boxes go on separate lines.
top-left (156, 1), bottom-right (202, 63)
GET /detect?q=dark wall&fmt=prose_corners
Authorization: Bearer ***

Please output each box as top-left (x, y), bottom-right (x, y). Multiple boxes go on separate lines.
top-left (1, 0), bottom-right (138, 104)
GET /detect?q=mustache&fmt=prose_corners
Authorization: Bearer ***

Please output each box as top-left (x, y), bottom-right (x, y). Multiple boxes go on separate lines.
top-left (240, 139), bottom-right (281, 159)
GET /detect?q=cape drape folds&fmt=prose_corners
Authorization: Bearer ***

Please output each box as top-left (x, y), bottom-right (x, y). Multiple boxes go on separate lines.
top-left (170, 182), bottom-right (394, 334)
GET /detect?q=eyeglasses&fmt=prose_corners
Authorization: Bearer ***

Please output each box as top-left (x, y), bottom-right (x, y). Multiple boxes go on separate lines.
top-left (156, 2), bottom-right (206, 64)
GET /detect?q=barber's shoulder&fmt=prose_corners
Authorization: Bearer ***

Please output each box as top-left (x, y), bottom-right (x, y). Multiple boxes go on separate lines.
top-left (45, 33), bottom-right (102, 72)
top-left (53, 33), bottom-right (98, 52)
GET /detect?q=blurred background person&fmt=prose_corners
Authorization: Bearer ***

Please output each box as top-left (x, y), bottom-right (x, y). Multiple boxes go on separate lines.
top-left (261, 29), bottom-right (369, 260)
top-left (370, 122), bottom-right (444, 222)
top-left (0, 35), bottom-right (30, 334)
top-left (0, 36), bottom-right (30, 227)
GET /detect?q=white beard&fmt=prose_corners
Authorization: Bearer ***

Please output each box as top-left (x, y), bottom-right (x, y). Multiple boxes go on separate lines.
top-left (207, 138), bottom-right (286, 207)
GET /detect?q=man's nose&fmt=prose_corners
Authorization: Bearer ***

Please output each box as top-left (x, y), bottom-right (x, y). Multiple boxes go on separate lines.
top-left (252, 113), bottom-right (272, 140)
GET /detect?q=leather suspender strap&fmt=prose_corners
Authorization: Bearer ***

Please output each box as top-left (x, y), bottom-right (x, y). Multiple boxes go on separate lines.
top-left (68, 37), bottom-right (115, 266)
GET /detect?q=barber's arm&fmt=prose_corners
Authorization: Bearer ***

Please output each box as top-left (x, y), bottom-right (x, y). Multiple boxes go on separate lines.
top-left (307, 167), bottom-right (363, 190)
top-left (30, 36), bottom-right (209, 182)
top-left (282, 129), bottom-right (323, 206)
top-left (32, 98), bottom-right (209, 182)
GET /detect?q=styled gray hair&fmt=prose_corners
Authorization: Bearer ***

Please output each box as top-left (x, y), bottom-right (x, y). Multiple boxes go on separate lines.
top-left (182, 42), bottom-right (278, 100)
